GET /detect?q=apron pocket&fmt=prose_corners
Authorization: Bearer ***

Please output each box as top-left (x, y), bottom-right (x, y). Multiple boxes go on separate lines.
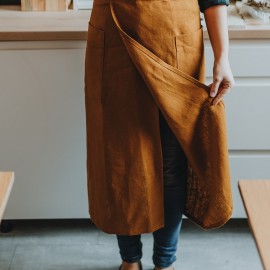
top-left (175, 25), bottom-right (204, 80)
top-left (85, 22), bottom-right (105, 103)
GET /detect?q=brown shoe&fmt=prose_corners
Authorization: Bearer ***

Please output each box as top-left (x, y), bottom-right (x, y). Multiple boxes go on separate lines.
top-left (119, 260), bottom-right (143, 270)
top-left (153, 267), bottom-right (174, 270)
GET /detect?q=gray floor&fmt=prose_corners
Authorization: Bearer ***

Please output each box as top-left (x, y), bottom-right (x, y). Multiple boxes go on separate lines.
top-left (0, 219), bottom-right (262, 270)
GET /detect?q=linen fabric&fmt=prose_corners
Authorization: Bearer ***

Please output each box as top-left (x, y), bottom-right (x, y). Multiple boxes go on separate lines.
top-left (84, 0), bottom-right (233, 235)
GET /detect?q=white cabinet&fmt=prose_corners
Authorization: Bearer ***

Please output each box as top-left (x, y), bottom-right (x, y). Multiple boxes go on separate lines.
top-left (0, 41), bottom-right (89, 219)
top-left (205, 39), bottom-right (270, 217)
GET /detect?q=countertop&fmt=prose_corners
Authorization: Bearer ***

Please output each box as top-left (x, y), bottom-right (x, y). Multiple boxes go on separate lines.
top-left (1, 3), bottom-right (270, 41)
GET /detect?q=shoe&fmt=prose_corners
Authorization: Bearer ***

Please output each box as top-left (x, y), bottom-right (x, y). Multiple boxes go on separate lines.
top-left (118, 260), bottom-right (143, 270)
top-left (153, 267), bottom-right (175, 270)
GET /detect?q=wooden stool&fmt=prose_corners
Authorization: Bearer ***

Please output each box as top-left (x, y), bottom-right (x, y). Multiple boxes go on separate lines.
top-left (0, 171), bottom-right (15, 232)
top-left (238, 179), bottom-right (270, 270)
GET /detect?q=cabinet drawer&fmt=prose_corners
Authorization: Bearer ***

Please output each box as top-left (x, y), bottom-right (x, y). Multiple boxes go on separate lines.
top-left (221, 84), bottom-right (270, 150)
top-left (204, 39), bottom-right (270, 150)
top-left (229, 155), bottom-right (270, 217)
top-left (205, 40), bottom-right (270, 77)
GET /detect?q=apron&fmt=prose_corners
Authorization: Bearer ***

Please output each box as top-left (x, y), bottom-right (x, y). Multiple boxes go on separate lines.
top-left (84, 0), bottom-right (233, 235)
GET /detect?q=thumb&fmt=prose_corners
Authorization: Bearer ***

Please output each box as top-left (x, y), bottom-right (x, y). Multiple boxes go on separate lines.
top-left (210, 80), bottom-right (221, 97)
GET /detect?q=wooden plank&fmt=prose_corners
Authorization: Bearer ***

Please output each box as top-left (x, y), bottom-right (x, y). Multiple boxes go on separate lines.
top-left (21, 0), bottom-right (68, 11)
top-left (46, 0), bottom-right (67, 11)
top-left (238, 179), bottom-right (270, 270)
top-left (21, 0), bottom-right (45, 11)
top-left (0, 5), bottom-right (90, 41)
top-left (0, 172), bottom-right (15, 223)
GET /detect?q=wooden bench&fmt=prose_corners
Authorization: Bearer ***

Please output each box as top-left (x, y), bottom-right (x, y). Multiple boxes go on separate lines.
top-left (0, 171), bottom-right (15, 224)
top-left (238, 179), bottom-right (270, 270)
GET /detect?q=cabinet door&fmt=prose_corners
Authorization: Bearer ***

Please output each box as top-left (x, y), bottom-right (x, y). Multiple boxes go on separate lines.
top-left (205, 39), bottom-right (270, 150)
top-left (0, 42), bottom-right (88, 219)
top-left (205, 39), bottom-right (270, 217)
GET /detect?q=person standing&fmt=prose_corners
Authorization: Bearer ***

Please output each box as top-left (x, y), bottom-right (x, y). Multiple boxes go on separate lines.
top-left (84, 0), bottom-right (235, 269)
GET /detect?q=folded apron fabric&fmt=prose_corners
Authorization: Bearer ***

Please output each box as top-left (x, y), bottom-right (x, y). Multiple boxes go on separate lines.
top-left (84, 0), bottom-right (233, 235)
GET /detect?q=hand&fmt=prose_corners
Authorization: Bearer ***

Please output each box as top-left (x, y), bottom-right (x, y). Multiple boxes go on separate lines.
top-left (208, 56), bottom-right (235, 106)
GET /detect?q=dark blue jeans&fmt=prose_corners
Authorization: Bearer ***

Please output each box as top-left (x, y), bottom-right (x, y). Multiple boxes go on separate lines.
top-left (116, 109), bottom-right (188, 269)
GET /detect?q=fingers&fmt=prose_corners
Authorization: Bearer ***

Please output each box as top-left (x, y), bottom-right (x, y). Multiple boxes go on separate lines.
top-left (208, 81), bottom-right (230, 106)
top-left (213, 82), bottom-right (233, 105)
top-left (208, 78), bottom-right (234, 106)
top-left (210, 79), bottom-right (222, 98)
top-left (212, 88), bottom-right (228, 105)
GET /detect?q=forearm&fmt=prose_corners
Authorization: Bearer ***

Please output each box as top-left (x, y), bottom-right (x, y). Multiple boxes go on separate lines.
top-left (204, 5), bottom-right (229, 60)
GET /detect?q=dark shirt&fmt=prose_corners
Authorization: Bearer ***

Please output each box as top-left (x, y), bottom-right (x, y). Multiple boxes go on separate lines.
top-left (198, 0), bottom-right (230, 13)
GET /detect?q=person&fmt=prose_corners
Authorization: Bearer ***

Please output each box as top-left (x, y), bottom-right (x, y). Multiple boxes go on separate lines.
top-left (84, 0), bottom-right (235, 270)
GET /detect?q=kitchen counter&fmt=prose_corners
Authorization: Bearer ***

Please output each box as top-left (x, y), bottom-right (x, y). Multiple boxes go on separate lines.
top-left (1, 3), bottom-right (270, 41)
top-left (0, 5), bottom-right (90, 41)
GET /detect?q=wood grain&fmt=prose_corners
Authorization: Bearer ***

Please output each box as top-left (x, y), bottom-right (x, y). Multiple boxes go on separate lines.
top-left (0, 5), bottom-right (90, 40)
top-left (0, 172), bottom-right (15, 223)
top-left (46, 0), bottom-right (67, 11)
top-left (238, 179), bottom-right (270, 270)
top-left (1, 3), bottom-right (270, 40)
top-left (21, 0), bottom-right (68, 11)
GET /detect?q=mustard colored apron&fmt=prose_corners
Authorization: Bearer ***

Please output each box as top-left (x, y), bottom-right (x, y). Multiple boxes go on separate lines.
top-left (84, 0), bottom-right (233, 235)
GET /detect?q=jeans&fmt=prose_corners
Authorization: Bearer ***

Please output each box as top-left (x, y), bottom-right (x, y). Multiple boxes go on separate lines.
top-left (116, 109), bottom-right (188, 269)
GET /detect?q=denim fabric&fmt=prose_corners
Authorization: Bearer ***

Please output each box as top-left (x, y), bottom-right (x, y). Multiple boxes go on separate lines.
top-left (116, 109), bottom-right (188, 268)
top-left (198, 0), bottom-right (230, 13)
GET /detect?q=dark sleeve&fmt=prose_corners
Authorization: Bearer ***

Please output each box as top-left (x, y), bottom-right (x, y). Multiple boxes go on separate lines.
top-left (198, 0), bottom-right (230, 13)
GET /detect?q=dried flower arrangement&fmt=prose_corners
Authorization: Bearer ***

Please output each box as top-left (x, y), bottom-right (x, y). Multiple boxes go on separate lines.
top-left (244, 0), bottom-right (270, 10)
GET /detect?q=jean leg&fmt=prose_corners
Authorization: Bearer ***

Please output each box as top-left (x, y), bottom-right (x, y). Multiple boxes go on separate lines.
top-left (116, 234), bottom-right (143, 263)
top-left (152, 110), bottom-right (188, 268)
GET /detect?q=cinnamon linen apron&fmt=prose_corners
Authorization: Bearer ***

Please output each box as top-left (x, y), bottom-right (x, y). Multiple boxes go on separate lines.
top-left (84, 0), bottom-right (233, 235)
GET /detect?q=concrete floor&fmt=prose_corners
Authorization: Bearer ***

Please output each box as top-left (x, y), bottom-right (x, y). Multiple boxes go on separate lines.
top-left (0, 218), bottom-right (262, 270)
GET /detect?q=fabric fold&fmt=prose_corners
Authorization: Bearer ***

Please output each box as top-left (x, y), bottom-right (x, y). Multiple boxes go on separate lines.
top-left (110, 0), bottom-right (233, 230)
